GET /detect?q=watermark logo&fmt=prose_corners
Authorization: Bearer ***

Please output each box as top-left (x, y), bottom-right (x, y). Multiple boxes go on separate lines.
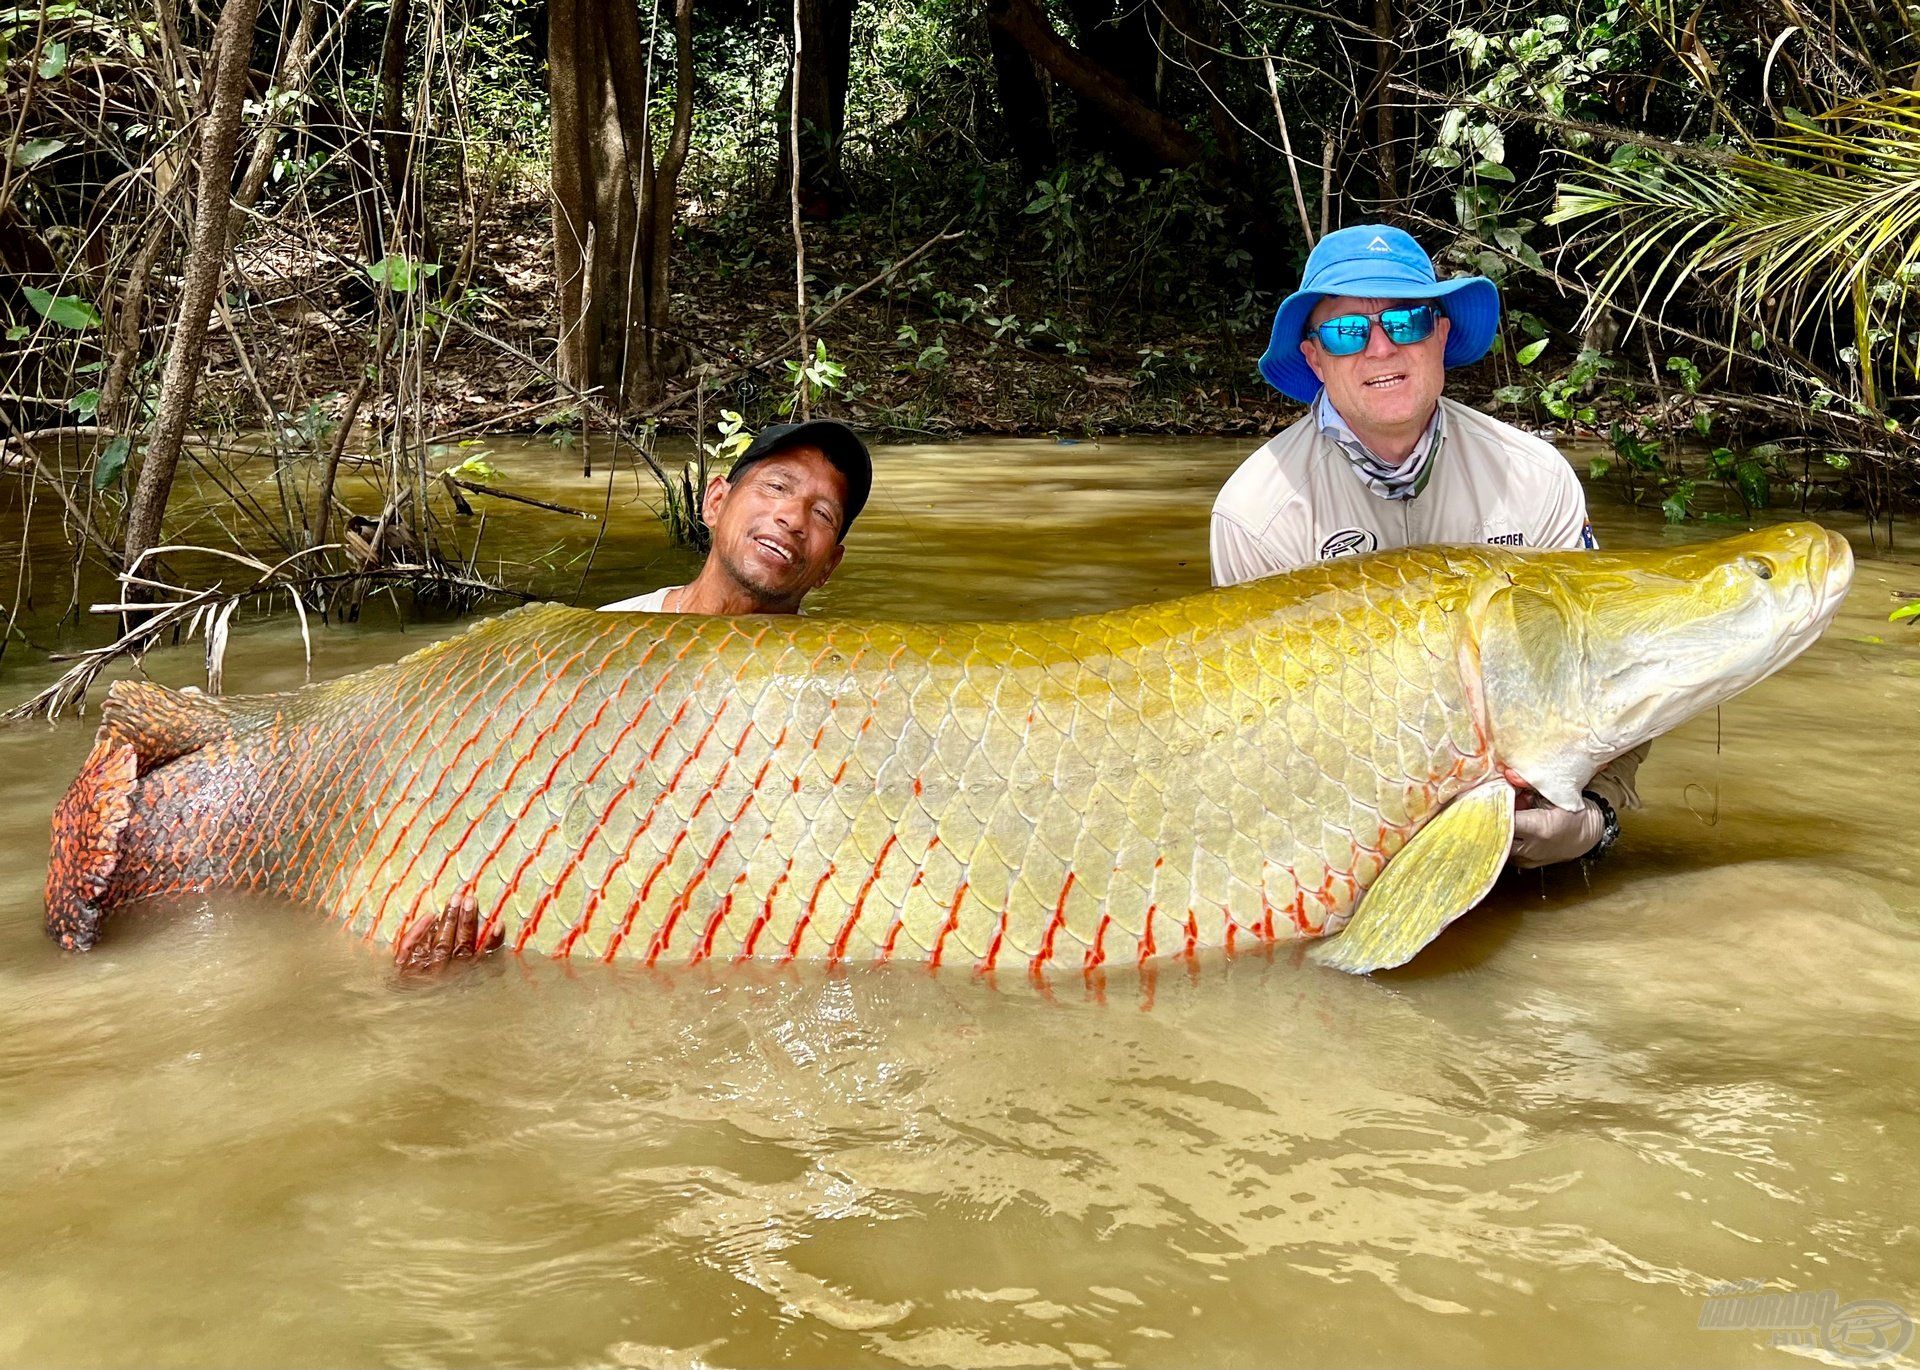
top-left (1698, 1281), bottom-right (1913, 1363)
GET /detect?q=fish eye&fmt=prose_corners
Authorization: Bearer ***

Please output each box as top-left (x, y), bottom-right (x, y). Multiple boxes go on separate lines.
top-left (1743, 556), bottom-right (1774, 581)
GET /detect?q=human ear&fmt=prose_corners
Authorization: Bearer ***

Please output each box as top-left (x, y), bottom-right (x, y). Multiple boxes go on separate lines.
top-left (1300, 337), bottom-right (1326, 384)
top-left (700, 474), bottom-right (731, 525)
top-left (815, 543), bottom-right (846, 588)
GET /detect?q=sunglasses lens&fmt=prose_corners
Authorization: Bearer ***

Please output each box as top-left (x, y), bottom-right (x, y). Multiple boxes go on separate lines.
top-left (1380, 305), bottom-right (1438, 345)
top-left (1316, 316), bottom-right (1371, 356)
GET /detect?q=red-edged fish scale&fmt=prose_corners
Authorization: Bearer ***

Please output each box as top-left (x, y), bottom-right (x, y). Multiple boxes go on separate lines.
top-left (95, 547), bottom-right (1498, 967)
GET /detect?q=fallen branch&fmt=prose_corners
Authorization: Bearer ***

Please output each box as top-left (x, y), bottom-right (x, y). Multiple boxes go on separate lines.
top-left (443, 474), bottom-right (599, 520)
top-left (0, 425), bottom-right (110, 466)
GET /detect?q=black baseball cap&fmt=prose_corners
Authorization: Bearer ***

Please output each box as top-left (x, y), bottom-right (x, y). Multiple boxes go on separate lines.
top-left (726, 419), bottom-right (872, 537)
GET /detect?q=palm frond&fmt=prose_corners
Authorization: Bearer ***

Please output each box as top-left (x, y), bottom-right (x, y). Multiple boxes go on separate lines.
top-left (1552, 89), bottom-right (1920, 389)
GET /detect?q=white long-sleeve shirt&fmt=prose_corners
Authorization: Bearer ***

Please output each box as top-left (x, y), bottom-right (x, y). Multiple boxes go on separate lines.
top-left (1210, 396), bottom-right (1594, 584)
top-left (1209, 396), bottom-right (1640, 816)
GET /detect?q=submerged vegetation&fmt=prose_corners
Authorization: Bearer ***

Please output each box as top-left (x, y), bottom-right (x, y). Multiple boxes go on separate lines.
top-left (2, 0), bottom-right (1918, 680)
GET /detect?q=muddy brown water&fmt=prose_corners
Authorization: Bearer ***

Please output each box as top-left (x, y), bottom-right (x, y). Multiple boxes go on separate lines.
top-left (0, 438), bottom-right (1916, 1368)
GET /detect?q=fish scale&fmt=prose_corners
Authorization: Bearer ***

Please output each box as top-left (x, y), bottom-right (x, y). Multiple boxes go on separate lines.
top-left (46, 549), bottom-right (1513, 967)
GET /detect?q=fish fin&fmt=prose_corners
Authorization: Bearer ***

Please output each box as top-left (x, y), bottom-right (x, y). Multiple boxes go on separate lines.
top-left (45, 739), bottom-right (139, 951)
top-left (1309, 779), bottom-right (1515, 974)
top-left (100, 680), bottom-right (264, 774)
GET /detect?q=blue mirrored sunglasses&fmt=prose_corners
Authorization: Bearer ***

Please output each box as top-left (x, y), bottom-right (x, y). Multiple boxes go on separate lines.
top-left (1309, 304), bottom-right (1441, 357)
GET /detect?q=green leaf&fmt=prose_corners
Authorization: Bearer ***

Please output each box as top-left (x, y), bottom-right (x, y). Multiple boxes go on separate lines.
top-left (22, 285), bottom-right (99, 330)
top-left (365, 254), bottom-right (440, 294)
top-left (4, 324), bottom-right (26, 341)
top-left (1823, 452), bottom-right (1851, 470)
top-left (37, 39), bottom-right (67, 77)
top-left (1516, 337), bottom-right (1549, 366)
top-left (1891, 601), bottom-right (1920, 623)
top-left (1693, 411), bottom-right (1714, 438)
top-left (1492, 384), bottom-right (1531, 404)
top-left (1665, 355), bottom-right (1702, 393)
top-left (92, 436), bottom-right (129, 489)
top-left (1661, 480), bottom-right (1696, 523)
top-left (444, 452), bottom-right (500, 481)
top-left (69, 388), bottom-right (99, 419)
top-left (1735, 459), bottom-right (1770, 509)
top-left (1589, 457), bottom-right (1613, 479)
top-left (12, 137), bottom-right (65, 168)
top-left (1473, 159), bottom-right (1516, 182)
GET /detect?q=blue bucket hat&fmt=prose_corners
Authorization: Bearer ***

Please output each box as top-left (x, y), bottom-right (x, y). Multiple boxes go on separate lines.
top-left (1258, 224), bottom-right (1501, 404)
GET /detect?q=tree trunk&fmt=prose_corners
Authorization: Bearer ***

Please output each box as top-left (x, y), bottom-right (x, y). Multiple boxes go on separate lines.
top-left (549, 0), bottom-right (590, 393)
top-left (773, 0), bottom-right (854, 217)
top-left (551, 0), bottom-right (695, 407)
top-left (1065, 0), bottom-right (1155, 105)
top-left (988, 19), bottom-right (1052, 179)
top-left (1370, 0), bottom-right (1398, 208)
top-left (374, 0), bottom-right (436, 265)
top-left (231, 0), bottom-right (320, 233)
top-left (1161, 0), bottom-right (1243, 172)
top-left (98, 213), bottom-right (172, 433)
top-left (122, 0), bottom-right (263, 573)
top-left (986, 0), bottom-right (1202, 170)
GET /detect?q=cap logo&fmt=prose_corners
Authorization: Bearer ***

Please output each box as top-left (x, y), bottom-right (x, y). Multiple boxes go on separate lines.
top-left (1365, 235), bottom-right (1392, 253)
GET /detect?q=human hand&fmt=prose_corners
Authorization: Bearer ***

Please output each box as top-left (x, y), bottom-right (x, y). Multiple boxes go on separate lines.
top-left (1509, 798), bottom-right (1607, 869)
top-left (395, 890), bottom-right (504, 974)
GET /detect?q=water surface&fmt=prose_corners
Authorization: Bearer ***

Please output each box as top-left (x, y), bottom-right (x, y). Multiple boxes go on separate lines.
top-left (0, 438), bottom-right (1915, 1368)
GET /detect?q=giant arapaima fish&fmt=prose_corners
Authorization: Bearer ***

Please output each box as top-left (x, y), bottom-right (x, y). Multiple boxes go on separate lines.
top-left (45, 524), bottom-right (1852, 974)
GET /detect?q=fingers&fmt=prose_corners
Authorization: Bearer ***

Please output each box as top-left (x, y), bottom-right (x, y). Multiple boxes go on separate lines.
top-left (394, 911), bottom-right (435, 968)
top-left (394, 890), bottom-right (496, 974)
top-left (1509, 800), bottom-right (1607, 869)
top-left (452, 892), bottom-right (480, 961)
top-left (430, 899), bottom-right (460, 964)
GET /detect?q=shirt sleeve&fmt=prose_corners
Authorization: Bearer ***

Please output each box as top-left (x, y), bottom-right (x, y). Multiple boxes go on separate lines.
top-left (598, 586), bottom-right (674, 612)
top-left (1585, 740), bottom-right (1648, 811)
top-left (1211, 514), bottom-right (1289, 588)
top-left (1536, 459), bottom-right (1594, 551)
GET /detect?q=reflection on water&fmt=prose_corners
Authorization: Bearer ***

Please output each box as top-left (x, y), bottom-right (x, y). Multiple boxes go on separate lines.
top-left (0, 438), bottom-right (1916, 1368)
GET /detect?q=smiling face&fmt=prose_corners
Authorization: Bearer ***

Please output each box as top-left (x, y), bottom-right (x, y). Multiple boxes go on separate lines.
top-left (1299, 294), bottom-right (1452, 462)
top-left (701, 445), bottom-right (848, 612)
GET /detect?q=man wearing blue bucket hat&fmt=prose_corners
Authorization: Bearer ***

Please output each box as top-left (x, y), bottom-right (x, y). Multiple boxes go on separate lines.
top-left (1212, 223), bottom-right (1639, 869)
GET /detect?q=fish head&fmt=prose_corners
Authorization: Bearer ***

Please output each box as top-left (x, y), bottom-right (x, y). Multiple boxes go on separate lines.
top-left (1476, 523), bottom-right (1854, 809)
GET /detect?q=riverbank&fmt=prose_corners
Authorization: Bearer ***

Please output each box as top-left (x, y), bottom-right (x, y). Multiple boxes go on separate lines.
top-left (216, 186), bottom-right (1293, 443)
top-left (199, 186), bottom-right (1913, 537)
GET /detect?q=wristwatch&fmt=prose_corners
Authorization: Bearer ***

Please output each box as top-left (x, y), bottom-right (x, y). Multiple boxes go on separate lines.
top-left (1581, 790), bottom-right (1620, 860)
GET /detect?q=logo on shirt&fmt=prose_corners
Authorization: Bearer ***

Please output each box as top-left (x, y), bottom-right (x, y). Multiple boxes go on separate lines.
top-left (1485, 532), bottom-right (1525, 547)
top-left (1580, 519), bottom-right (1600, 549)
top-left (1320, 528), bottom-right (1379, 559)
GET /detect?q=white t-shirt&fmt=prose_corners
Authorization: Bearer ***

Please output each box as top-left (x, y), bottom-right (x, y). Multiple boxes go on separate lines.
top-left (1210, 396), bottom-right (1594, 585)
top-left (599, 586), bottom-right (678, 612)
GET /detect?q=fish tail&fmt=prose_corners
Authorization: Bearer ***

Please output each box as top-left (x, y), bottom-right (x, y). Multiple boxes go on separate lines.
top-left (45, 739), bottom-right (138, 950)
top-left (45, 682), bottom-right (269, 951)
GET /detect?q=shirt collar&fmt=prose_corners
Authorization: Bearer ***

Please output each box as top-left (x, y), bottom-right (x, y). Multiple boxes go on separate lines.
top-left (1312, 393), bottom-right (1445, 501)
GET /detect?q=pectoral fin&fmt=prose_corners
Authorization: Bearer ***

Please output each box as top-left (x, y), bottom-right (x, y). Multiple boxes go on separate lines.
top-left (1309, 779), bottom-right (1515, 975)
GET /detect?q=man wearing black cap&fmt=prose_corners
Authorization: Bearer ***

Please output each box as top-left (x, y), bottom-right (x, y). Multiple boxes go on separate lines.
top-left (396, 421), bottom-right (873, 973)
top-left (601, 419), bottom-right (873, 616)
